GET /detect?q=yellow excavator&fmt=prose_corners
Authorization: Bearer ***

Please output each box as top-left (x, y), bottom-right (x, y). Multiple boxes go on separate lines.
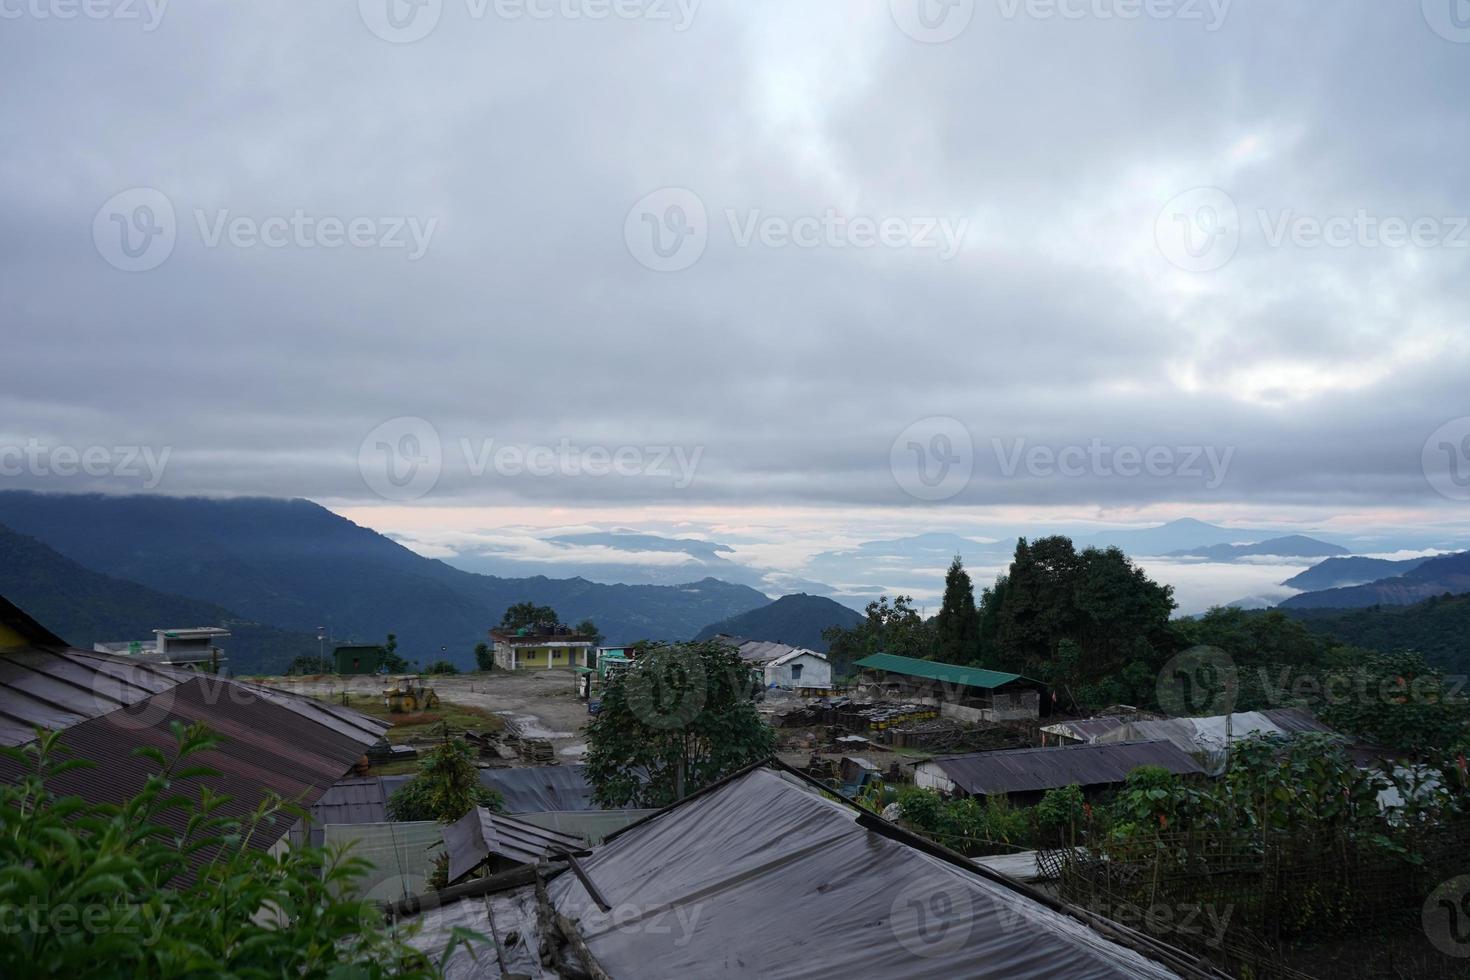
top-left (382, 675), bottom-right (441, 713)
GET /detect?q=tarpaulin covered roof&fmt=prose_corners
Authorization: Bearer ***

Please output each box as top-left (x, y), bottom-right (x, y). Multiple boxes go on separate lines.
top-left (1094, 709), bottom-right (1337, 774)
top-left (920, 740), bottom-right (1205, 797)
top-left (443, 807), bottom-right (586, 882)
top-left (855, 652), bottom-right (1034, 690)
top-left (541, 767), bottom-right (1193, 978)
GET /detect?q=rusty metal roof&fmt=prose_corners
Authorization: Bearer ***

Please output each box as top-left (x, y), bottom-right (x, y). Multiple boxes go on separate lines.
top-left (0, 644), bottom-right (192, 746)
top-left (0, 673), bottom-right (389, 871)
top-left (926, 739), bottom-right (1205, 796)
top-left (442, 806), bottom-right (586, 883)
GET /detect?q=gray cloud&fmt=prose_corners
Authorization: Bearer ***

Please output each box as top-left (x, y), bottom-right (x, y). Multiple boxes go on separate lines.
top-left (2, 1), bottom-right (1468, 514)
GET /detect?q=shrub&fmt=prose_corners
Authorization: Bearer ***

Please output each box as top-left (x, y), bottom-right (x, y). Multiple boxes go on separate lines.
top-left (0, 723), bottom-right (482, 978)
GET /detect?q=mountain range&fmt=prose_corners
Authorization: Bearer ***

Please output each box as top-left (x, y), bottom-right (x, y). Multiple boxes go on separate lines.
top-left (693, 593), bottom-right (863, 653)
top-left (1278, 550), bottom-right (1470, 610)
top-left (0, 492), bottom-right (772, 671)
top-left (1166, 535), bottom-right (1348, 561)
top-left (1279, 555), bottom-right (1435, 592)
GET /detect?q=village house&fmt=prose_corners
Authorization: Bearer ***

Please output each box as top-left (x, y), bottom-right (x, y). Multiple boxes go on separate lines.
top-left (490, 624), bottom-right (597, 671)
top-left (914, 739), bottom-right (1206, 805)
top-left (854, 651), bottom-right (1049, 721)
top-left (713, 636), bottom-right (834, 690)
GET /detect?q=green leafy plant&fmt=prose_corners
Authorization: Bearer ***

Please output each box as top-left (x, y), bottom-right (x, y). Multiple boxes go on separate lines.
top-left (386, 739), bottom-right (503, 823)
top-left (0, 723), bottom-right (483, 978)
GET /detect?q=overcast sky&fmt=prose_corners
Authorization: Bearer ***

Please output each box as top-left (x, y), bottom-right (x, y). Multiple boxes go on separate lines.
top-left (4, 1), bottom-right (1470, 545)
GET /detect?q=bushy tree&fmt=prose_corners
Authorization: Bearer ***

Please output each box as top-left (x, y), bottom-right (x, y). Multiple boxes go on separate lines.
top-left (424, 660), bottom-right (459, 676)
top-left (822, 595), bottom-right (936, 676)
top-left (934, 555), bottom-right (981, 665)
top-left (387, 739), bottom-right (502, 822)
top-left (499, 603), bottom-right (560, 630)
top-left (286, 654), bottom-right (334, 676)
top-left (379, 633), bottom-right (409, 673)
top-left (585, 640), bottom-right (775, 808)
top-left (473, 642), bottom-right (494, 672)
top-left (572, 619), bottom-right (603, 644)
top-left (0, 724), bottom-right (475, 978)
top-left (989, 537), bottom-right (1175, 709)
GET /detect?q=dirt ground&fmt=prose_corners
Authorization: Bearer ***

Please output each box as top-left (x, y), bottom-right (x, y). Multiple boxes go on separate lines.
top-left (262, 669), bottom-right (596, 760)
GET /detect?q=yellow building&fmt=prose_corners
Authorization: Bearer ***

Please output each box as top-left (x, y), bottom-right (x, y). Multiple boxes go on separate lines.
top-left (489, 626), bottom-right (597, 671)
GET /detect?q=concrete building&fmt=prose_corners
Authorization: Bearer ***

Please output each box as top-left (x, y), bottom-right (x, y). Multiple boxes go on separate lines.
top-left (490, 625), bottom-right (597, 671)
top-left (94, 626), bottom-right (230, 670)
top-left (711, 636), bottom-right (834, 690)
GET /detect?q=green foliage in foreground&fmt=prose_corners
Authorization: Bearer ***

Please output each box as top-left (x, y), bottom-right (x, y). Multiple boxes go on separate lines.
top-left (0, 723), bottom-right (483, 979)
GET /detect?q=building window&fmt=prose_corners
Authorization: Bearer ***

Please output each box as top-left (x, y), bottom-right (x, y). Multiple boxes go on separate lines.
top-left (791, 663), bottom-right (803, 681)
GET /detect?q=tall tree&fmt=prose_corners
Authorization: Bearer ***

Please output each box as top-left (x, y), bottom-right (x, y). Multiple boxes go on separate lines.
top-left (822, 594), bottom-right (935, 676)
top-left (585, 640), bottom-right (775, 807)
top-left (499, 602), bottom-right (560, 630)
top-left (993, 536), bottom-right (1175, 709)
top-left (934, 555), bottom-right (981, 664)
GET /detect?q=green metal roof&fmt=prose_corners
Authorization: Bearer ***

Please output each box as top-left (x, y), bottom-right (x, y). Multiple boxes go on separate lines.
top-left (854, 653), bottom-right (1032, 690)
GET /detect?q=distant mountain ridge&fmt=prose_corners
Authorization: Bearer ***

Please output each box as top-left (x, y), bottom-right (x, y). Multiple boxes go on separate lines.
top-left (0, 522), bottom-right (315, 673)
top-left (1281, 554), bottom-right (1435, 592)
top-left (693, 593), bottom-right (863, 653)
top-left (0, 492), bottom-right (771, 668)
top-left (1278, 550), bottom-right (1470, 610)
top-left (1166, 535), bottom-right (1347, 561)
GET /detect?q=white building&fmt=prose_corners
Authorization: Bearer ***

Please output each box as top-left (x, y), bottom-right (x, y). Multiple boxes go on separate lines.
top-left (763, 647), bottom-right (831, 690)
top-left (94, 626), bottom-right (230, 670)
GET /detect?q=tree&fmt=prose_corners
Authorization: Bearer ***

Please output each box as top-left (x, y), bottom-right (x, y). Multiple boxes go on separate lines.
top-left (573, 618), bottom-right (603, 644)
top-left (378, 633), bottom-right (409, 673)
top-left (585, 640), bottom-right (775, 808)
top-left (0, 723), bottom-right (466, 978)
top-left (386, 739), bottom-right (503, 822)
top-left (500, 603), bottom-right (560, 630)
top-left (822, 595), bottom-right (935, 677)
top-left (286, 654), bottom-right (334, 675)
top-left (934, 555), bottom-right (981, 664)
top-left (424, 660), bottom-right (459, 675)
top-left (990, 537), bottom-right (1175, 709)
top-left (473, 641), bottom-right (494, 671)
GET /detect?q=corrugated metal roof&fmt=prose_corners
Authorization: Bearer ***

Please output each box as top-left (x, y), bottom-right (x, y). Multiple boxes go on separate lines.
top-left (0, 674), bottom-right (387, 874)
top-left (925, 740), bottom-right (1205, 796)
top-left (443, 806), bottom-right (586, 882)
top-left (291, 775), bottom-right (390, 847)
top-left (0, 644), bottom-right (190, 746)
top-left (855, 652), bottom-right (1031, 690)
